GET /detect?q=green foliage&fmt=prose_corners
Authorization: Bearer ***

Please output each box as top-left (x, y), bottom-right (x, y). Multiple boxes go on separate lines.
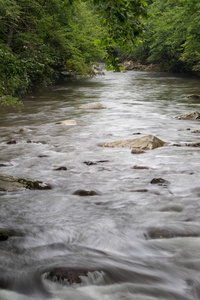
top-left (123, 0), bottom-right (200, 74)
top-left (0, 0), bottom-right (149, 107)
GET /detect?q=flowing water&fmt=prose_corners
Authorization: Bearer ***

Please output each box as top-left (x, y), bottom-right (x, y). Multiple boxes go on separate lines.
top-left (0, 70), bottom-right (200, 300)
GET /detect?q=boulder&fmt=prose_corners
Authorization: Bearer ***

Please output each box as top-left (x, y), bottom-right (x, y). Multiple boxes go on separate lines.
top-left (46, 267), bottom-right (96, 284)
top-left (176, 111), bottom-right (200, 120)
top-left (56, 120), bottom-right (77, 125)
top-left (0, 173), bottom-right (52, 192)
top-left (100, 135), bottom-right (165, 151)
top-left (78, 103), bottom-right (106, 109)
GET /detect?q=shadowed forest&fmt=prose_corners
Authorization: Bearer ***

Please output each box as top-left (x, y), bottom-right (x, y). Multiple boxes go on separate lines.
top-left (0, 0), bottom-right (200, 107)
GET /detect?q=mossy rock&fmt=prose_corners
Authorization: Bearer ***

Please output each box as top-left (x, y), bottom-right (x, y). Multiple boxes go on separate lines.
top-left (0, 173), bottom-right (52, 191)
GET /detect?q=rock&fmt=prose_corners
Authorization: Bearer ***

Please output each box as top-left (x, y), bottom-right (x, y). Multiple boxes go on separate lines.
top-left (83, 160), bottom-right (109, 166)
top-left (131, 149), bottom-right (146, 154)
top-left (73, 189), bottom-right (101, 196)
top-left (7, 139), bottom-right (16, 144)
top-left (54, 166), bottom-right (67, 171)
top-left (146, 226), bottom-right (200, 239)
top-left (192, 130), bottom-right (200, 133)
top-left (0, 231), bottom-right (8, 241)
top-left (160, 204), bottom-right (183, 212)
top-left (0, 173), bottom-right (52, 192)
top-left (176, 111), bottom-right (200, 120)
top-left (132, 165), bottom-right (149, 170)
top-left (56, 120), bottom-right (77, 125)
top-left (150, 178), bottom-right (170, 186)
top-left (187, 94), bottom-right (200, 99)
top-left (78, 103), bottom-right (106, 109)
top-left (46, 267), bottom-right (96, 284)
top-left (19, 128), bottom-right (28, 133)
top-left (185, 142), bottom-right (200, 147)
top-left (100, 135), bottom-right (165, 151)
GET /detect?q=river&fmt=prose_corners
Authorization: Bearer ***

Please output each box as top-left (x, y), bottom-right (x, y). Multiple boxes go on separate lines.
top-left (0, 70), bottom-right (200, 300)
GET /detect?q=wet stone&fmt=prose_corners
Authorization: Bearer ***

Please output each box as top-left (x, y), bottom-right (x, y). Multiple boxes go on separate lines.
top-left (187, 94), bottom-right (200, 99)
top-left (73, 189), bottom-right (101, 196)
top-left (132, 165), bottom-right (149, 170)
top-left (150, 178), bottom-right (170, 186)
top-left (176, 111), bottom-right (200, 120)
top-left (131, 149), bottom-right (146, 154)
top-left (146, 227), bottom-right (200, 239)
top-left (54, 166), bottom-right (67, 171)
top-left (6, 139), bottom-right (16, 144)
top-left (46, 268), bottom-right (96, 284)
top-left (0, 231), bottom-right (8, 241)
top-left (78, 103), bottom-right (106, 109)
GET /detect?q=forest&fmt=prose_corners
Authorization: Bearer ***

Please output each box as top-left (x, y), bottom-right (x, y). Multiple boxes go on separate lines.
top-left (0, 0), bottom-right (200, 108)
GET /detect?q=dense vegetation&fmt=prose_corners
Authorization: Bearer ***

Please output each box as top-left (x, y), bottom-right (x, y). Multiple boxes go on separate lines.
top-left (121, 0), bottom-right (200, 74)
top-left (1, 0), bottom-right (199, 108)
top-left (0, 0), bottom-right (148, 107)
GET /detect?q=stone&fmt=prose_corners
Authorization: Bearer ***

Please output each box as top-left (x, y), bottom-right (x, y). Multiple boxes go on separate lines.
top-left (146, 227), bottom-right (200, 239)
top-left (192, 130), bottom-right (200, 133)
top-left (150, 178), bottom-right (170, 186)
top-left (0, 173), bottom-right (52, 192)
top-left (56, 120), bottom-right (77, 125)
top-left (83, 160), bottom-right (109, 166)
top-left (176, 111), bottom-right (200, 120)
top-left (187, 94), bottom-right (200, 99)
top-left (46, 268), bottom-right (96, 284)
top-left (78, 103), bottom-right (106, 109)
top-left (54, 166), bottom-right (67, 171)
top-left (0, 231), bottom-right (8, 241)
top-left (131, 149), bottom-right (146, 154)
top-left (185, 142), bottom-right (200, 147)
top-left (73, 189), bottom-right (101, 196)
top-left (6, 139), bottom-right (16, 144)
top-left (132, 165), bottom-right (149, 170)
top-left (100, 135), bottom-right (165, 151)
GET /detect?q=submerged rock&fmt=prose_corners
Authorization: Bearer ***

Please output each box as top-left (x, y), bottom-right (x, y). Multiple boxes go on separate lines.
top-left (78, 103), bottom-right (106, 109)
top-left (53, 166), bottom-right (67, 171)
top-left (176, 111), bottom-right (200, 120)
top-left (150, 178), bottom-right (170, 186)
top-left (46, 267), bottom-right (96, 284)
top-left (0, 231), bottom-right (8, 241)
top-left (73, 189), bottom-right (101, 196)
top-left (185, 141), bottom-right (200, 147)
top-left (132, 165), bottom-right (149, 170)
top-left (56, 120), bottom-right (77, 125)
top-left (100, 135), bottom-right (165, 151)
top-left (187, 94), bottom-right (200, 99)
top-left (6, 139), bottom-right (16, 144)
top-left (146, 226), bottom-right (200, 239)
top-left (0, 173), bottom-right (52, 192)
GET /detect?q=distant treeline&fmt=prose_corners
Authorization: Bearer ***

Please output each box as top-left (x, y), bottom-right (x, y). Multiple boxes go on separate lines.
top-left (117, 0), bottom-right (200, 75)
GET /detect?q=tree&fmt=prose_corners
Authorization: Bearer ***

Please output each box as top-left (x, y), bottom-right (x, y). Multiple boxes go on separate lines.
top-left (0, 0), bottom-right (149, 107)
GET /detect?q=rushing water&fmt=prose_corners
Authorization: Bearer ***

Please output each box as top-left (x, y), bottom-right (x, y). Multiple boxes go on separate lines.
top-left (0, 70), bottom-right (200, 300)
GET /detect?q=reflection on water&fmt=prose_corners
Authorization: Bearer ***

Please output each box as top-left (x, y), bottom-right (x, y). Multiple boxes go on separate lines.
top-left (0, 70), bottom-right (200, 299)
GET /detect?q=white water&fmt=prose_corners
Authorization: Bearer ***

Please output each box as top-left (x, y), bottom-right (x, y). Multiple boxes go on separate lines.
top-left (0, 70), bottom-right (200, 299)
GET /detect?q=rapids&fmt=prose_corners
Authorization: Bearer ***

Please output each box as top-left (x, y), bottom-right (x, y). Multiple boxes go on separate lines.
top-left (0, 70), bottom-right (200, 299)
